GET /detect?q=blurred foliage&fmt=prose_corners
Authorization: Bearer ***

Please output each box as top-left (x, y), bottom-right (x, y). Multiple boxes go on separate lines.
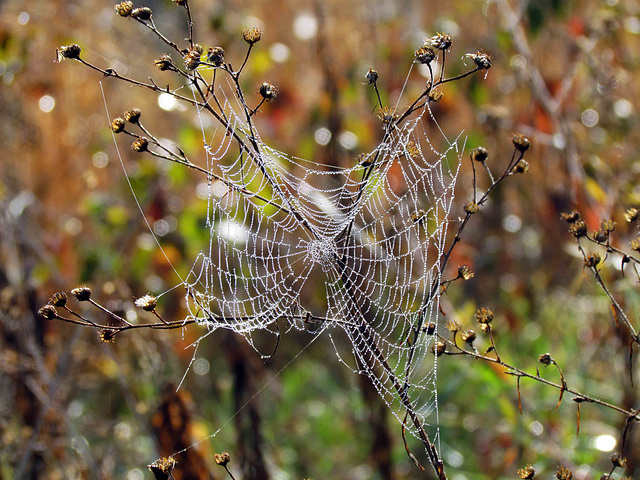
top-left (2, 0), bottom-right (640, 479)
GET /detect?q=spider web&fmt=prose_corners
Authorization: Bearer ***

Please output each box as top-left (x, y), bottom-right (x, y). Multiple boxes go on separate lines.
top-left (175, 72), bottom-right (461, 439)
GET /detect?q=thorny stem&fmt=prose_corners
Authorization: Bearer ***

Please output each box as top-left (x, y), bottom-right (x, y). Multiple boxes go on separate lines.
top-left (439, 334), bottom-right (639, 419)
top-left (577, 240), bottom-right (640, 343)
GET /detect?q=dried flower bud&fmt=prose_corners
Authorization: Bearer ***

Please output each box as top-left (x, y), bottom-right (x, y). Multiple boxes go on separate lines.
top-left (560, 210), bottom-right (580, 223)
top-left (512, 133), bottom-right (531, 152)
top-left (460, 329), bottom-right (477, 346)
top-left (432, 341), bottom-right (446, 356)
top-left (426, 33), bottom-right (452, 51)
top-left (428, 88), bottom-right (443, 102)
top-left (518, 465), bottom-right (536, 479)
top-left (206, 47), bottom-right (225, 67)
top-left (191, 44), bottom-right (204, 55)
top-left (422, 322), bottom-right (436, 335)
top-left (135, 294), bottom-right (157, 311)
top-left (365, 68), bottom-right (378, 84)
top-left (584, 253), bottom-right (601, 268)
top-left (50, 292), bottom-right (68, 307)
top-left (111, 117), bottom-right (126, 133)
top-left (39, 305), bottom-right (58, 320)
top-left (414, 46), bottom-right (436, 64)
top-left (514, 159), bottom-right (529, 174)
top-left (556, 466), bottom-right (573, 480)
top-left (458, 265), bottom-right (474, 280)
top-left (114, 1), bottom-right (134, 17)
top-left (71, 286), bottom-right (92, 301)
top-left (631, 238), bottom-right (640, 252)
top-left (466, 52), bottom-right (492, 69)
top-left (569, 220), bottom-right (587, 238)
top-left (464, 201), bottom-right (479, 214)
top-left (154, 54), bottom-right (174, 71)
top-left (242, 27), bottom-right (262, 45)
top-left (411, 209), bottom-right (426, 224)
top-left (132, 137), bottom-right (149, 152)
top-left (470, 147), bottom-right (488, 163)
top-left (131, 7), bottom-right (152, 20)
top-left (99, 329), bottom-right (116, 343)
top-left (624, 208), bottom-right (639, 223)
top-left (538, 353), bottom-right (553, 366)
top-left (58, 44), bottom-right (82, 60)
top-left (601, 219), bottom-right (616, 232)
top-left (259, 82), bottom-right (278, 101)
top-left (475, 307), bottom-right (494, 325)
top-left (611, 452), bottom-right (626, 468)
top-left (124, 108), bottom-right (141, 124)
top-left (214, 452), bottom-right (231, 466)
top-left (148, 457), bottom-right (176, 480)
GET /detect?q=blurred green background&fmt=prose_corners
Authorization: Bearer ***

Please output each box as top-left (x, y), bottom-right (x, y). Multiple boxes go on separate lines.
top-left (2, 0), bottom-right (640, 479)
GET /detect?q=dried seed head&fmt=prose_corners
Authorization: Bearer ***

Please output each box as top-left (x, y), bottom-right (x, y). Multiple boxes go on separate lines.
top-left (357, 153), bottom-right (372, 167)
top-left (206, 47), bottom-right (225, 67)
top-left (259, 82), bottom-right (278, 101)
top-left (556, 466), bottom-right (573, 480)
top-left (365, 68), bottom-right (378, 84)
top-left (518, 465), bottom-right (536, 479)
top-left (601, 219), bottom-right (616, 232)
top-left (192, 44), bottom-right (204, 55)
top-left (422, 322), bottom-right (436, 335)
top-left (184, 52), bottom-right (201, 70)
top-left (242, 27), bottom-right (262, 45)
top-left (512, 133), bottom-right (531, 152)
top-left (466, 52), bottom-right (492, 69)
top-left (624, 208), bottom-right (639, 223)
top-left (411, 209), bottom-right (426, 224)
top-left (154, 54), bottom-right (174, 71)
top-left (446, 320), bottom-right (461, 333)
top-left (458, 265), bottom-right (474, 280)
top-left (464, 201), bottom-right (480, 214)
top-left (426, 33), bottom-right (452, 51)
top-left (428, 88), bottom-right (443, 102)
top-left (584, 253), bottom-right (601, 268)
top-left (560, 210), bottom-right (581, 223)
top-left (39, 305), bottom-right (58, 320)
top-left (538, 353), bottom-right (553, 366)
top-left (50, 291), bottom-right (68, 307)
top-left (114, 1), bottom-right (134, 17)
top-left (111, 117), bottom-right (126, 133)
top-left (460, 329), bottom-right (477, 346)
top-left (631, 237), bottom-right (640, 252)
top-left (135, 294), bottom-right (157, 311)
top-left (132, 137), bottom-right (149, 152)
top-left (432, 341), bottom-right (446, 357)
top-left (475, 307), bottom-right (494, 325)
top-left (378, 106), bottom-right (398, 125)
top-left (470, 146), bottom-right (488, 163)
top-left (611, 453), bottom-right (626, 468)
top-left (131, 7), bottom-right (152, 20)
top-left (148, 457), bottom-right (176, 480)
top-left (99, 329), bottom-right (116, 343)
top-left (71, 286), bottom-right (92, 301)
top-left (58, 44), bottom-right (82, 60)
top-left (514, 159), bottom-right (529, 174)
top-left (569, 220), bottom-right (587, 238)
top-left (414, 46), bottom-right (436, 64)
top-left (123, 108), bottom-right (141, 124)
top-left (593, 229), bottom-right (608, 243)
top-left (214, 452), bottom-right (231, 466)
